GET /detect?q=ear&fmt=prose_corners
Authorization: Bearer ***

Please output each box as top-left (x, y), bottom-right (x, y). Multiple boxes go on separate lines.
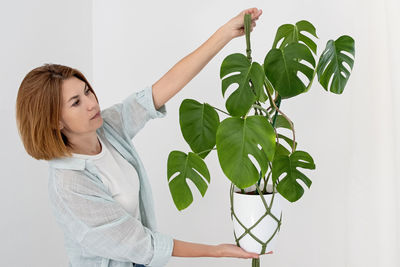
top-left (59, 121), bottom-right (64, 130)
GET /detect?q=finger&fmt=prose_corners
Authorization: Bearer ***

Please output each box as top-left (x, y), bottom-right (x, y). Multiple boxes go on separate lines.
top-left (263, 251), bottom-right (273, 255)
top-left (249, 8), bottom-right (262, 20)
top-left (253, 13), bottom-right (262, 22)
top-left (243, 248), bottom-right (260, 258)
top-left (251, 254), bottom-right (260, 259)
top-left (252, 9), bottom-right (262, 20)
top-left (243, 7), bottom-right (262, 19)
top-left (243, 7), bottom-right (258, 14)
top-left (243, 253), bottom-right (259, 259)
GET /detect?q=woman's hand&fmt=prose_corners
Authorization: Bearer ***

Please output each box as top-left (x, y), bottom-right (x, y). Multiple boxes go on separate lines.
top-left (151, 8), bottom-right (263, 110)
top-left (215, 243), bottom-right (273, 259)
top-left (221, 8), bottom-right (263, 40)
top-left (171, 239), bottom-right (272, 259)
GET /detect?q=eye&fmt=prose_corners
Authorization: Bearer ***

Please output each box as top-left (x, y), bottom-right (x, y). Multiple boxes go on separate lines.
top-left (72, 99), bottom-right (80, 106)
top-left (84, 88), bottom-right (90, 95)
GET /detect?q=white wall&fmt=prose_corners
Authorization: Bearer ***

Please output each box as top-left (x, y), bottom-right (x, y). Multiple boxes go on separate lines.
top-left (0, 0), bottom-right (92, 266)
top-left (2, 0), bottom-right (398, 266)
top-left (93, 0), bottom-right (399, 267)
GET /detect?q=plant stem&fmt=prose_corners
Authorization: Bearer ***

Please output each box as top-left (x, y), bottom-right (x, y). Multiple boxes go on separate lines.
top-left (252, 104), bottom-right (268, 114)
top-left (252, 104), bottom-right (272, 121)
top-left (208, 105), bottom-right (230, 116)
top-left (264, 171), bottom-right (271, 193)
top-left (243, 107), bottom-right (252, 119)
top-left (253, 101), bottom-right (279, 147)
top-left (271, 96), bottom-right (281, 127)
top-left (244, 14), bottom-right (252, 62)
top-left (256, 171), bottom-right (262, 194)
top-left (264, 81), bottom-right (297, 152)
top-left (196, 147), bottom-right (216, 157)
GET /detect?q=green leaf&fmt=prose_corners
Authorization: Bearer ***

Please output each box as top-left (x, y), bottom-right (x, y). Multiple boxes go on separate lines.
top-left (216, 115), bottom-right (276, 189)
top-left (272, 20), bottom-right (318, 54)
top-left (167, 151), bottom-right (210, 211)
top-left (264, 43), bottom-right (316, 99)
top-left (272, 150), bottom-right (316, 202)
top-left (251, 62), bottom-right (268, 103)
top-left (264, 75), bottom-right (275, 97)
top-left (275, 143), bottom-right (290, 157)
top-left (179, 99), bottom-right (220, 159)
top-left (275, 115), bottom-right (291, 129)
top-left (220, 53), bottom-right (265, 116)
top-left (277, 134), bottom-right (297, 150)
top-left (316, 35), bottom-right (355, 94)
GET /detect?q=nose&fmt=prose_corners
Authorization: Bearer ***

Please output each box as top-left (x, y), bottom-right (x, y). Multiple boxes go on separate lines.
top-left (86, 96), bottom-right (97, 111)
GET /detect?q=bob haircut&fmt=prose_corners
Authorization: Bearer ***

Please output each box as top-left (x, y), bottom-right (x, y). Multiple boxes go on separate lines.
top-left (16, 63), bottom-right (98, 160)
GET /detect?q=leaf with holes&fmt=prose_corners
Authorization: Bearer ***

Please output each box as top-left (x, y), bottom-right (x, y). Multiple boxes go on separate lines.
top-left (220, 53), bottom-right (266, 116)
top-left (167, 151), bottom-right (210, 211)
top-left (272, 150), bottom-right (316, 202)
top-left (272, 20), bottom-right (318, 54)
top-left (264, 43), bottom-right (316, 99)
top-left (216, 115), bottom-right (276, 189)
top-left (316, 35), bottom-right (355, 94)
top-left (179, 99), bottom-right (220, 159)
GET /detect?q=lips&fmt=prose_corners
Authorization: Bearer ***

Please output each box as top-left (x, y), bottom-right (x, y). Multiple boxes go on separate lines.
top-left (90, 111), bottom-right (100, 120)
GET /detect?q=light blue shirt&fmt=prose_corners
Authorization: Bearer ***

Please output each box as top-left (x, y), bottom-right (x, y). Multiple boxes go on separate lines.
top-left (48, 86), bottom-right (173, 267)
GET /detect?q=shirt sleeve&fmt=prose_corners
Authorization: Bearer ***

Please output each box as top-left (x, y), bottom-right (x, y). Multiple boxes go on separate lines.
top-left (51, 169), bottom-right (173, 267)
top-left (101, 85), bottom-right (167, 140)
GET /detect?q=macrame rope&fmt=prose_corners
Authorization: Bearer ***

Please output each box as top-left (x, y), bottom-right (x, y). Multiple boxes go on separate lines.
top-left (230, 181), bottom-right (282, 266)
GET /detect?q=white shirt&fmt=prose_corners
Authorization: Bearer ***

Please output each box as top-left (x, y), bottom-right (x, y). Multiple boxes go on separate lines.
top-left (48, 86), bottom-right (172, 267)
top-left (72, 134), bottom-right (141, 219)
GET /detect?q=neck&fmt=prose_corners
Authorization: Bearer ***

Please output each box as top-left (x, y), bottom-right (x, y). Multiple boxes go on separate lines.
top-left (66, 132), bottom-right (102, 155)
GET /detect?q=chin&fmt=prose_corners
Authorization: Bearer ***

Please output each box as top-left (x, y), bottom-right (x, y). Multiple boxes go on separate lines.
top-left (93, 116), bottom-right (104, 129)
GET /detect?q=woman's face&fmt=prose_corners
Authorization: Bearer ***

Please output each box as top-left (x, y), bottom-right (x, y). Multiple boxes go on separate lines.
top-left (59, 77), bottom-right (103, 137)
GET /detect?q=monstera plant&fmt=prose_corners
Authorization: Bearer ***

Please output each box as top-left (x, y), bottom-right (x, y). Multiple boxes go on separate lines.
top-left (167, 14), bottom-right (355, 265)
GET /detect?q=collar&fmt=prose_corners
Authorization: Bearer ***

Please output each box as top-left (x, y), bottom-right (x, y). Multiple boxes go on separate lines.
top-left (48, 128), bottom-right (105, 171)
top-left (48, 156), bottom-right (86, 170)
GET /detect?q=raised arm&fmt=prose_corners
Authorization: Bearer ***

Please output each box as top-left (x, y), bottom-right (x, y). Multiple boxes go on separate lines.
top-left (151, 8), bottom-right (263, 110)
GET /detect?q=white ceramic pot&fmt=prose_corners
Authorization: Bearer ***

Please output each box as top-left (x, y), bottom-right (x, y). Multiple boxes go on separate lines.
top-left (231, 184), bottom-right (282, 254)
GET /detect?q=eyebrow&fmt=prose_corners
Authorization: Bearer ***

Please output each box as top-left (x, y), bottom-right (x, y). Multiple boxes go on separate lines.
top-left (67, 84), bottom-right (88, 103)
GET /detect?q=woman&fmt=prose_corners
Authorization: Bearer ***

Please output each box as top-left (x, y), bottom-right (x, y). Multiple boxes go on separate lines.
top-left (16, 8), bottom-right (271, 267)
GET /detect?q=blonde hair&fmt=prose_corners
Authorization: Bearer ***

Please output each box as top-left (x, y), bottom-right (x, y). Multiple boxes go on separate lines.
top-left (15, 63), bottom-right (98, 160)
